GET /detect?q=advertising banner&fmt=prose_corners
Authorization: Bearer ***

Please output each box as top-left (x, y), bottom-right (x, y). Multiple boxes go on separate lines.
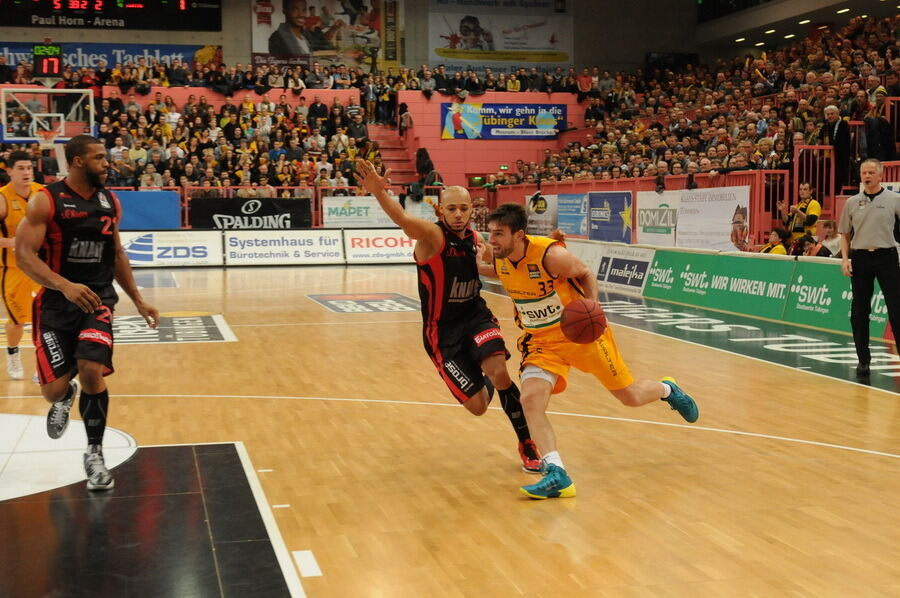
top-left (441, 103), bottom-right (566, 139)
top-left (643, 251), bottom-right (796, 320)
top-left (250, 0), bottom-right (399, 70)
top-left (588, 191), bottom-right (633, 244)
top-left (225, 230), bottom-right (344, 265)
top-left (783, 260), bottom-right (891, 339)
top-left (344, 229), bottom-right (415, 263)
top-left (427, 0), bottom-right (574, 73)
top-left (676, 186), bottom-right (751, 251)
top-left (0, 42), bottom-right (221, 70)
top-left (525, 192), bottom-right (558, 236)
top-left (566, 239), bottom-right (605, 278)
top-left (189, 197), bottom-right (312, 230)
top-left (120, 231), bottom-right (223, 268)
top-left (557, 193), bottom-right (588, 236)
top-left (636, 190), bottom-right (679, 246)
top-left (322, 196), bottom-right (395, 228)
top-left (117, 191), bottom-right (181, 231)
top-left (597, 245), bottom-right (656, 295)
top-left (404, 196), bottom-right (439, 222)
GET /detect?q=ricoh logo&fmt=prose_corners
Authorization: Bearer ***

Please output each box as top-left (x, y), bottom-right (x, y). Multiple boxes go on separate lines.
top-left (648, 261), bottom-right (675, 286)
top-left (123, 233), bottom-right (208, 264)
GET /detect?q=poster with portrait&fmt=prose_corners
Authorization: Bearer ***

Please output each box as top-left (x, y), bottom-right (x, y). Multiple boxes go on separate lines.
top-left (427, 0), bottom-right (573, 74)
top-left (250, 0), bottom-right (401, 70)
top-left (675, 186), bottom-right (751, 251)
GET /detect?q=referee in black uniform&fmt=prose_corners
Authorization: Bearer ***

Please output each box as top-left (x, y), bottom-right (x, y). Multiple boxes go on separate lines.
top-left (838, 158), bottom-right (900, 377)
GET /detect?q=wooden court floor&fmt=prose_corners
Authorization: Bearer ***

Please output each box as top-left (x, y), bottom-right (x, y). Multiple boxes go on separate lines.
top-left (2, 265), bottom-right (899, 598)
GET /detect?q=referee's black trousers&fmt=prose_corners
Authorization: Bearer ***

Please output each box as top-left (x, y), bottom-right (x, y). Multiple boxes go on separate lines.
top-left (850, 247), bottom-right (900, 364)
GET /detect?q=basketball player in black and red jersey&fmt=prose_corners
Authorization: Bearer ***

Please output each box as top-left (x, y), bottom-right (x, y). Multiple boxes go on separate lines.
top-left (354, 158), bottom-right (541, 472)
top-left (16, 135), bottom-right (159, 491)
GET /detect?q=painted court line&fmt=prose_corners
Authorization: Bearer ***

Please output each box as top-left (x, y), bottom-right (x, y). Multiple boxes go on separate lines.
top-left (481, 285), bottom-right (899, 396)
top-left (230, 319), bottom-right (421, 328)
top-left (233, 441), bottom-right (307, 598)
top-left (292, 550), bottom-right (323, 578)
top-left (5, 393), bottom-right (896, 460)
top-left (272, 504), bottom-right (291, 509)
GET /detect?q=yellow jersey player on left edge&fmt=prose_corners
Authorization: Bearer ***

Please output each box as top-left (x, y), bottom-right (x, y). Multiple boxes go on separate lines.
top-left (0, 151), bottom-right (43, 380)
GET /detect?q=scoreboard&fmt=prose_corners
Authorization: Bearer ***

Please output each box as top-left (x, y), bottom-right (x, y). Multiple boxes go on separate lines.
top-left (32, 43), bottom-right (64, 77)
top-left (3, 0), bottom-right (222, 31)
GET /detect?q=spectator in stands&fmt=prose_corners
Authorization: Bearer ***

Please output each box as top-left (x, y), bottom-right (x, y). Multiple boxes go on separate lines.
top-left (347, 113), bottom-right (369, 145)
top-left (865, 87), bottom-right (897, 161)
top-left (798, 234), bottom-right (832, 257)
top-left (778, 182), bottom-right (821, 241)
top-left (818, 219), bottom-right (842, 258)
top-left (820, 105), bottom-right (851, 189)
top-left (759, 228), bottom-right (790, 254)
top-left (0, 57), bottom-right (12, 85)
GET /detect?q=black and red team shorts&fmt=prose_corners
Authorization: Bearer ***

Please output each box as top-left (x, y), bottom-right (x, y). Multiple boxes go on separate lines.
top-left (33, 287), bottom-right (117, 384)
top-left (423, 312), bottom-right (509, 404)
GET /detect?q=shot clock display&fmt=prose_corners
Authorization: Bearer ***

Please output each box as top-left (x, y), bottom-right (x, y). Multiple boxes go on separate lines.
top-left (32, 43), bottom-right (64, 77)
top-left (4, 0), bottom-right (222, 31)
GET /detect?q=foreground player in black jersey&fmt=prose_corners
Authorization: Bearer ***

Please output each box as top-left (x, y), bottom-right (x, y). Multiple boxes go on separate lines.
top-left (354, 158), bottom-right (541, 472)
top-left (16, 135), bottom-right (159, 491)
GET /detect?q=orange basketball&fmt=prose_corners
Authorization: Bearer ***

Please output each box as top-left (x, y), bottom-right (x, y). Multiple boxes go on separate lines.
top-left (560, 299), bottom-right (607, 344)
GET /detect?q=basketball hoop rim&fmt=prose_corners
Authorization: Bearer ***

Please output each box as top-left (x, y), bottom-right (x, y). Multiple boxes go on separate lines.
top-left (37, 130), bottom-right (59, 149)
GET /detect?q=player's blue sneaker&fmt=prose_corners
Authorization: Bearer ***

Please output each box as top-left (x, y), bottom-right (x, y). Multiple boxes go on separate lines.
top-left (519, 464), bottom-right (576, 499)
top-left (661, 377), bottom-right (699, 423)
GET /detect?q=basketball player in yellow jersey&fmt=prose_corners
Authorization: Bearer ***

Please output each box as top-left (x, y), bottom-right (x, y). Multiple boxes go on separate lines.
top-left (0, 151), bottom-right (43, 380)
top-left (478, 203), bottom-right (699, 499)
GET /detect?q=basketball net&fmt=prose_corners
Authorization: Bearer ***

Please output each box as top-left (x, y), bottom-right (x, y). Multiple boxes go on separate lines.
top-left (37, 129), bottom-right (57, 150)
top-left (37, 130), bottom-right (68, 177)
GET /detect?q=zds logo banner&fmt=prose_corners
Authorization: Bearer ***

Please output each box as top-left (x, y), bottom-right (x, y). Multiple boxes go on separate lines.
top-left (120, 232), bottom-right (223, 267)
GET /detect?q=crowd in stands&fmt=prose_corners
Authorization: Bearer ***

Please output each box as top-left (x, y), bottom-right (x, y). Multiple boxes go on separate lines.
top-left (0, 15), bottom-right (898, 198)
top-left (483, 15), bottom-right (898, 188)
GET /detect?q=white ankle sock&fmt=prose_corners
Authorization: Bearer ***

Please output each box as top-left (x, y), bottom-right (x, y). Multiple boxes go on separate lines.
top-left (660, 382), bottom-right (672, 398)
top-left (542, 451), bottom-right (564, 470)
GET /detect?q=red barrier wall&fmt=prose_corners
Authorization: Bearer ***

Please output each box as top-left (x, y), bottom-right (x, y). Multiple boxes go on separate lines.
top-left (399, 91), bottom-right (588, 186)
top-left (101, 86), bottom-right (360, 111)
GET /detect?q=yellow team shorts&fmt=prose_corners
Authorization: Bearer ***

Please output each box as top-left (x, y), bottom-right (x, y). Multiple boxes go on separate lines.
top-left (2, 267), bottom-right (40, 325)
top-left (517, 326), bottom-right (634, 394)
